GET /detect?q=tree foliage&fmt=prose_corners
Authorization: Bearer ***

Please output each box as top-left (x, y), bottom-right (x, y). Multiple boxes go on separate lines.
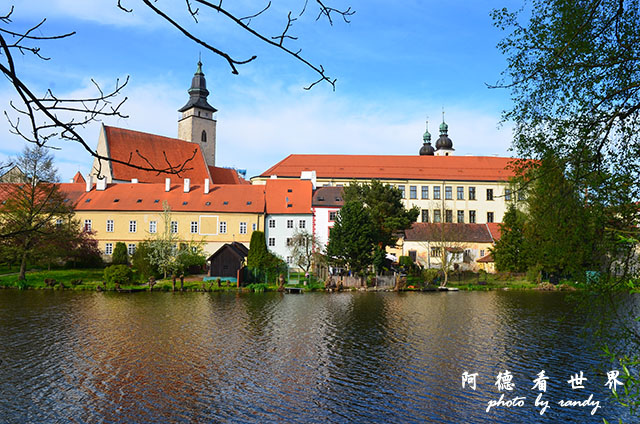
top-left (112, 242), bottom-right (129, 265)
top-left (247, 231), bottom-right (269, 269)
top-left (492, 204), bottom-right (528, 273)
top-left (343, 180), bottom-right (419, 251)
top-left (0, 145), bottom-right (76, 279)
top-left (326, 200), bottom-right (375, 277)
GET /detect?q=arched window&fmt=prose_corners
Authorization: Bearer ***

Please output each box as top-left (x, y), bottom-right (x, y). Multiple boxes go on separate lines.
top-left (201, 130), bottom-right (207, 142)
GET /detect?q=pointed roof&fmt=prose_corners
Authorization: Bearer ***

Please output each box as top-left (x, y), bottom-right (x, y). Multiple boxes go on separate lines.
top-left (72, 171), bottom-right (86, 184)
top-left (103, 126), bottom-right (212, 183)
top-left (178, 61), bottom-right (217, 113)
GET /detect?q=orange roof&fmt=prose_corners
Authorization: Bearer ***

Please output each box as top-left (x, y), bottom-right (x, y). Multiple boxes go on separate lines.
top-left (265, 179), bottom-right (313, 214)
top-left (477, 252), bottom-right (494, 263)
top-left (208, 166), bottom-right (249, 185)
top-left (74, 183), bottom-right (265, 213)
top-left (0, 182), bottom-right (86, 207)
top-left (72, 172), bottom-right (86, 184)
top-left (105, 126), bottom-right (211, 183)
top-left (486, 222), bottom-right (502, 242)
top-left (260, 154), bottom-right (518, 182)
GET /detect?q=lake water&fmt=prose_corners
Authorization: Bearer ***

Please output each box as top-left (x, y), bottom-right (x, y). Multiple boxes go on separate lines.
top-left (0, 290), bottom-right (635, 423)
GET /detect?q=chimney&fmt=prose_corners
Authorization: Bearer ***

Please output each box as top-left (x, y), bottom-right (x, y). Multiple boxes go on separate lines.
top-left (85, 175), bottom-right (93, 192)
top-left (184, 178), bottom-right (190, 193)
top-left (165, 178), bottom-right (171, 192)
top-left (131, 178), bottom-right (138, 184)
top-left (204, 178), bottom-right (210, 194)
top-left (96, 178), bottom-right (106, 191)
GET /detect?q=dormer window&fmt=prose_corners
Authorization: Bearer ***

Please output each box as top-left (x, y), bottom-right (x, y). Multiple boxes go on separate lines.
top-left (201, 130), bottom-right (207, 143)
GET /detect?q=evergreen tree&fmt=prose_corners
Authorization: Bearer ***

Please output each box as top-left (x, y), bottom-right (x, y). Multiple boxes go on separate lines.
top-left (112, 242), bottom-right (129, 265)
top-left (326, 200), bottom-right (375, 278)
top-left (247, 231), bottom-right (268, 269)
top-left (492, 204), bottom-right (527, 273)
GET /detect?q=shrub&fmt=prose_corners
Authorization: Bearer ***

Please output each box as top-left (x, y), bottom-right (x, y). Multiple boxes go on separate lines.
top-left (103, 264), bottom-right (133, 285)
top-left (112, 242), bottom-right (129, 265)
top-left (132, 241), bottom-right (157, 282)
top-left (422, 268), bottom-right (440, 285)
top-left (527, 264), bottom-right (543, 284)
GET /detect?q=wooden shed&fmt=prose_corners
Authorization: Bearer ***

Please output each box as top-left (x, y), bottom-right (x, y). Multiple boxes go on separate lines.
top-left (207, 242), bottom-right (248, 277)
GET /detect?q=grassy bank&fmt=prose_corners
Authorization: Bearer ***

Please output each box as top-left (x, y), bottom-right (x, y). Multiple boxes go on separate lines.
top-left (0, 268), bottom-right (582, 293)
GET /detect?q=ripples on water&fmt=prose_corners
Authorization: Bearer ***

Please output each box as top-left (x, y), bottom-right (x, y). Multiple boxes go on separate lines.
top-left (0, 290), bottom-right (634, 423)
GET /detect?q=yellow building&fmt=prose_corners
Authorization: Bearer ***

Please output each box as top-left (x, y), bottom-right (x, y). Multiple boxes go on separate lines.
top-left (72, 180), bottom-right (265, 258)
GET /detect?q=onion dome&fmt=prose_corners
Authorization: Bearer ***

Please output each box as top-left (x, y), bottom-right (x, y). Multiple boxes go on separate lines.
top-left (435, 116), bottom-right (453, 150)
top-left (419, 120), bottom-right (435, 155)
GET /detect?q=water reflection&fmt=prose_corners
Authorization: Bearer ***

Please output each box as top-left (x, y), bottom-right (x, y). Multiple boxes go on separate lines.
top-left (0, 290), bottom-right (635, 423)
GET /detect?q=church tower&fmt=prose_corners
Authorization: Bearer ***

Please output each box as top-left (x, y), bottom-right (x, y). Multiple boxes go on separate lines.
top-left (434, 111), bottom-right (455, 156)
top-left (178, 61), bottom-right (217, 167)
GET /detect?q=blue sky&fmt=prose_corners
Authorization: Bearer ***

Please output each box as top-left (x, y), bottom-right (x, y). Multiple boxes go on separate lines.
top-left (1, 0), bottom-right (522, 180)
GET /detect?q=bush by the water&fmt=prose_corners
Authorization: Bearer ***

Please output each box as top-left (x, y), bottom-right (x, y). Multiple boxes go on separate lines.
top-left (103, 265), bottom-right (133, 285)
top-left (112, 242), bottom-right (129, 265)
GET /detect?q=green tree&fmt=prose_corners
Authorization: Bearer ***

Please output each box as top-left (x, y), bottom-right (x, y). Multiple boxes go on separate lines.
top-left (147, 202), bottom-right (179, 279)
top-left (0, 145), bottom-right (75, 280)
top-left (343, 180), bottom-right (419, 252)
top-left (132, 241), bottom-right (156, 282)
top-left (492, 204), bottom-right (528, 273)
top-left (112, 242), bottom-right (129, 265)
top-left (326, 200), bottom-right (375, 279)
top-left (247, 231), bottom-right (269, 269)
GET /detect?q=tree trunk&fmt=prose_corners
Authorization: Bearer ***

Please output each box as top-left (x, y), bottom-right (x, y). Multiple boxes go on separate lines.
top-left (180, 274), bottom-right (184, 292)
top-left (172, 275), bottom-right (176, 291)
top-left (18, 251), bottom-right (28, 281)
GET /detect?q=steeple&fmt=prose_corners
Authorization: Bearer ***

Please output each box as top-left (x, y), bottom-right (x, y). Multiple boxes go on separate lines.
top-left (178, 60), bottom-right (218, 167)
top-left (434, 109), bottom-right (454, 156)
top-left (178, 61), bottom-right (217, 114)
top-left (419, 119), bottom-right (435, 156)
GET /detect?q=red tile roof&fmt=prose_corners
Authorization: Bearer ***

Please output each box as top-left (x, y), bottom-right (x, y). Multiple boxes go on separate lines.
top-left (72, 172), bottom-right (86, 184)
top-left (312, 186), bottom-right (344, 207)
top-left (260, 154), bottom-right (518, 182)
top-left (404, 222), bottom-right (494, 243)
top-left (486, 223), bottom-right (502, 242)
top-left (74, 183), bottom-right (265, 213)
top-left (208, 166), bottom-right (250, 185)
top-left (105, 126), bottom-right (211, 183)
top-left (477, 252), bottom-right (494, 263)
top-left (265, 179), bottom-right (313, 214)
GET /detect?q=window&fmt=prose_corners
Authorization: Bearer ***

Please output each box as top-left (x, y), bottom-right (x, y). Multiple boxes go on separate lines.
top-left (409, 186), bottom-right (417, 199)
top-left (56, 218), bottom-right (63, 227)
top-left (505, 189), bottom-right (512, 201)
top-left (421, 186), bottom-right (429, 199)
top-left (518, 189), bottom-right (526, 201)
top-left (190, 221), bottom-right (198, 234)
top-left (329, 211), bottom-right (337, 221)
top-left (421, 209), bottom-right (429, 223)
top-left (268, 219), bottom-right (275, 228)
top-left (469, 187), bottom-right (476, 200)
top-left (240, 222), bottom-right (247, 234)
top-left (171, 221), bottom-right (178, 233)
top-left (252, 223), bottom-right (257, 231)
top-left (487, 212), bottom-right (494, 223)
top-left (220, 221), bottom-right (227, 234)
top-left (286, 256), bottom-right (293, 265)
top-left (431, 247), bottom-right (439, 257)
top-left (445, 209), bottom-right (453, 223)
top-left (104, 243), bottom-right (113, 255)
top-left (129, 220), bottom-right (137, 233)
top-left (106, 219), bottom-right (114, 232)
top-left (268, 237), bottom-right (275, 247)
top-left (480, 249), bottom-right (486, 258)
top-left (433, 186), bottom-right (441, 200)
top-left (457, 187), bottom-right (464, 200)
top-left (149, 221), bottom-right (157, 233)
top-left (286, 238), bottom-right (292, 247)
top-left (457, 210), bottom-right (465, 223)
top-left (445, 186), bottom-right (453, 200)
top-left (486, 188), bottom-right (494, 201)
top-left (398, 185), bottom-right (405, 198)
top-left (469, 210), bottom-right (476, 224)
top-left (201, 130), bottom-right (207, 142)
top-left (84, 219), bottom-right (92, 232)
top-left (287, 219), bottom-right (294, 229)
top-left (434, 209), bottom-right (442, 223)
top-left (408, 250), bottom-right (417, 262)
top-left (128, 243), bottom-right (136, 255)
top-left (299, 220), bottom-right (306, 229)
